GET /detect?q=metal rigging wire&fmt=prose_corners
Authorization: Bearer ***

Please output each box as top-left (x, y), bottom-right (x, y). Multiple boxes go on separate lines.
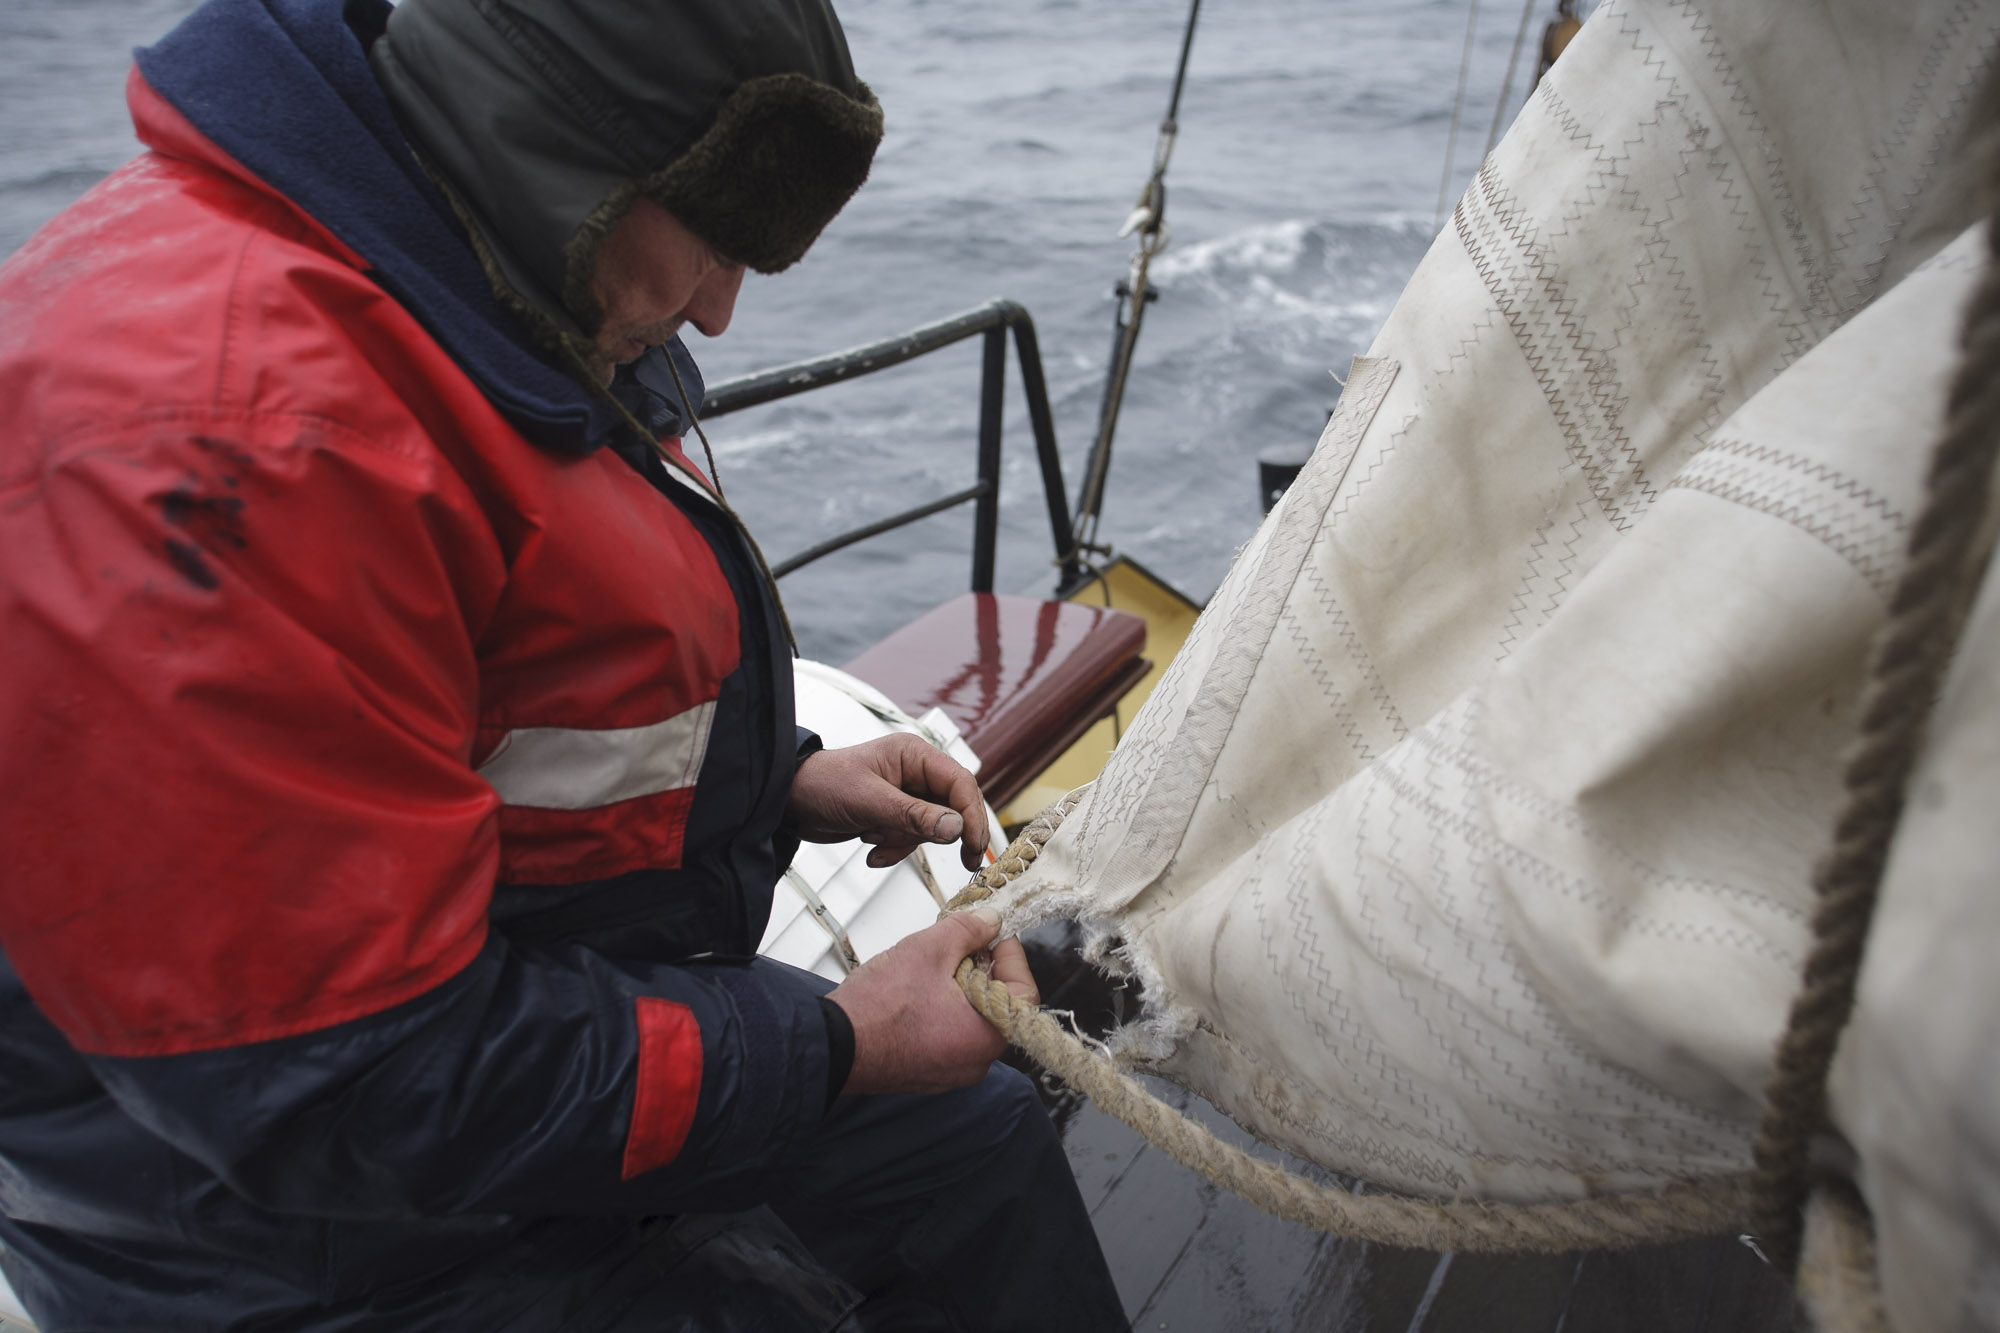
top-left (1433, 0), bottom-right (1483, 234)
top-left (1441, 0), bottom-right (1582, 235)
top-left (1067, 0), bottom-right (1204, 570)
top-left (1485, 0), bottom-right (1543, 160)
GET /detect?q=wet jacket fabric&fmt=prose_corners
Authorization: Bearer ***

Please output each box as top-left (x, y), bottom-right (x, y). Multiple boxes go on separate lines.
top-left (0, 0), bottom-right (852, 1326)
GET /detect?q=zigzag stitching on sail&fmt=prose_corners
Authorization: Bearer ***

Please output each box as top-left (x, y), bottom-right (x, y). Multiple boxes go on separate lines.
top-left (1230, 759), bottom-right (1755, 1169)
top-left (1092, 359), bottom-right (1397, 905)
top-left (1403, 744), bottom-right (1746, 1163)
top-left (1830, 0), bottom-right (1994, 314)
top-left (1359, 760), bottom-right (1687, 1157)
top-left (1535, 82), bottom-right (1737, 461)
top-left (1225, 815), bottom-right (1725, 1187)
top-left (1670, 438), bottom-right (1910, 598)
top-left (1328, 411), bottom-right (1410, 525)
top-left (1459, 161), bottom-right (1654, 530)
top-left (1297, 557), bottom-right (1407, 742)
top-left (1073, 463), bottom-right (1320, 889)
top-left (1388, 711), bottom-right (1772, 1156)
top-left (1404, 712), bottom-right (1811, 931)
top-left (1440, 819), bottom-right (1724, 1155)
top-left (1074, 639), bottom-right (1199, 885)
top-left (1494, 507), bottom-right (1558, 661)
top-left (1285, 743), bottom-right (1768, 1165)
top-left (1199, 704), bottom-right (1757, 1181)
top-left (1279, 613), bottom-right (1375, 764)
top-left (1242, 808), bottom-right (1483, 1162)
top-left (1660, 0), bottom-right (1836, 341)
top-left (1494, 497), bottom-right (1598, 661)
top-left (1611, 1), bottom-right (1817, 366)
top-left (1365, 734), bottom-right (1804, 966)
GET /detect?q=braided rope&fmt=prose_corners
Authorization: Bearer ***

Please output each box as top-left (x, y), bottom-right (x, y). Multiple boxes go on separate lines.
top-left (1748, 122), bottom-right (2000, 1274)
top-left (942, 795), bottom-right (1077, 914)
top-left (954, 91), bottom-right (2000, 1272)
top-left (950, 809), bottom-right (1749, 1252)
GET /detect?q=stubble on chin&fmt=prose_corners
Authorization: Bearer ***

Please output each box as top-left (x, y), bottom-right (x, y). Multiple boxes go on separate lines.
top-left (583, 333), bottom-right (639, 387)
top-left (586, 320), bottom-right (683, 387)
top-left (628, 319), bottom-right (683, 355)
top-left (582, 345), bottom-right (617, 386)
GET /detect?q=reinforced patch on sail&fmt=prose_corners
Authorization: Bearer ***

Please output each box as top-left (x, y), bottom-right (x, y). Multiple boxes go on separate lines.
top-left (993, 2), bottom-right (2000, 1327)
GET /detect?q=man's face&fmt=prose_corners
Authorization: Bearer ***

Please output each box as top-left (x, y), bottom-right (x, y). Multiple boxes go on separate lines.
top-left (587, 195), bottom-right (745, 385)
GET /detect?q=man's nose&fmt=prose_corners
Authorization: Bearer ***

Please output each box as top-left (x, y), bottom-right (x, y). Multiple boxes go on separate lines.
top-left (686, 264), bottom-right (745, 338)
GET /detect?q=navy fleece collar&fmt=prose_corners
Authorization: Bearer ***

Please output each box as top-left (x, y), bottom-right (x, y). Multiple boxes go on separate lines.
top-left (134, 0), bottom-right (701, 454)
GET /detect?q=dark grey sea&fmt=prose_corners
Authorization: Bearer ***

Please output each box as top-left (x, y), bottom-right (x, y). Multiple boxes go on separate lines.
top-left (0, 0), bottom-right (1565, 660)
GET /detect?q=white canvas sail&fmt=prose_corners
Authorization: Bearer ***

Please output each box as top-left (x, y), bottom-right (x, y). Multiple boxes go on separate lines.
top-left (995, 0), bottom-right (2000, 1326)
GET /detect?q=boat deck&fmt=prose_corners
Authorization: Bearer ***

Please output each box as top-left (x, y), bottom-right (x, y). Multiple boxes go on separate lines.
top-left (1013, 924), bottom-right (1798, 1332)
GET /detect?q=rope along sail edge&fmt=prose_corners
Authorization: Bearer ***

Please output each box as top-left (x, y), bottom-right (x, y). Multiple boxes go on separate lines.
top-left (936, 78), bottom-right (2000, 1279)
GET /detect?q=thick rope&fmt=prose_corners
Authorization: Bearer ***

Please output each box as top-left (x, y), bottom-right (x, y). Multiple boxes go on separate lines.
top-left (957, 952), bottom-right (1748, 1251)
top-left (941, 796), bottom-right (1077, 913)
top-left (1747, 105), bottom-right (2000, 1275)
top-left (948, 810), bottom-right (1748, 1253)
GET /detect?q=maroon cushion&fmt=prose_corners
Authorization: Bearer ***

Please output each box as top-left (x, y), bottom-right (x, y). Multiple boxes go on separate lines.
top-left (843, 593), bottom-right (1149, 807)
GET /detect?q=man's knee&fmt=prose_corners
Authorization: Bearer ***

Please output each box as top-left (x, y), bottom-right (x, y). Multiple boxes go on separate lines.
top-left (976, 1061), bottom-right (1043, 1120)
top-left (951, 1062), bottom-right (1060, 1166)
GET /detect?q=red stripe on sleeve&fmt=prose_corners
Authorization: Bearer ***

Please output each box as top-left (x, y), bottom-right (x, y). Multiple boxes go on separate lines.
top-left (621, 997), bottom-right (703, 1180)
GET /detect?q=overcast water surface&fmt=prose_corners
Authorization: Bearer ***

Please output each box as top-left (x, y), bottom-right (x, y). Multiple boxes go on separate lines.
top-left (1, 0), bottom-right (1559, 657)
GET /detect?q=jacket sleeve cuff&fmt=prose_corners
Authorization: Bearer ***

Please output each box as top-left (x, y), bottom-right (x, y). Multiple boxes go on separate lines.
top-left (774, 728), bottom-right (825, 877)
top-left (697, 959), bottom-right (836, 1168)
top-left (817, 996), bottom-right (854, 1107)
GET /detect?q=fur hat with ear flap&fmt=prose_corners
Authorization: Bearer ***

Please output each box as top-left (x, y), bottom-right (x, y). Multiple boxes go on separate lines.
top-left (370, 0), bottom-right (882, 347)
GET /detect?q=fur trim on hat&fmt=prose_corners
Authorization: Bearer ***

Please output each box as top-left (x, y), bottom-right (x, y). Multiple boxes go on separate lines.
top-left (561, 74), bottom-right (882, 331)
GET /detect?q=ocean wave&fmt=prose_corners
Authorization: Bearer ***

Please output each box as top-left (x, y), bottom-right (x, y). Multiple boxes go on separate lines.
top-left (1152, 218), bottom-right (1314, 284)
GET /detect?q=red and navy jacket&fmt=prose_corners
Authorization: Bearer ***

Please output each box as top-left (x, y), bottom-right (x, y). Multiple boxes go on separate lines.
top-left (0, 0), bottom-right (845, 1327)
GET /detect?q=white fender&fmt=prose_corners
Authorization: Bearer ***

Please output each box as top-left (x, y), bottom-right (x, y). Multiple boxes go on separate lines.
top-left (759, 660), bottom-right (999, 981)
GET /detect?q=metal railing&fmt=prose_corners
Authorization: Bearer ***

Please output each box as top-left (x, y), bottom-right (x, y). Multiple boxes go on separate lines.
top-left (701, 299), bottom-right (1084, 592)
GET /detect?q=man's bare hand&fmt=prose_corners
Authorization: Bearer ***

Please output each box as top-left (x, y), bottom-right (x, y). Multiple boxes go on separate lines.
top-left (827, 907), bottom-right (1037, 1096)
top-left (786, 734), bottom-right (990, 871)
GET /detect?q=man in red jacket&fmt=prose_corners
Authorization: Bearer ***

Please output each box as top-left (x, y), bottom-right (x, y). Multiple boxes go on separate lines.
top-left (0, 0), bottom-right (1125, 1328)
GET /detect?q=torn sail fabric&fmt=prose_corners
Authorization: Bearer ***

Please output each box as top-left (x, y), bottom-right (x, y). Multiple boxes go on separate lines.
top-left (996, 2), bottom-right (2000, 1329)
